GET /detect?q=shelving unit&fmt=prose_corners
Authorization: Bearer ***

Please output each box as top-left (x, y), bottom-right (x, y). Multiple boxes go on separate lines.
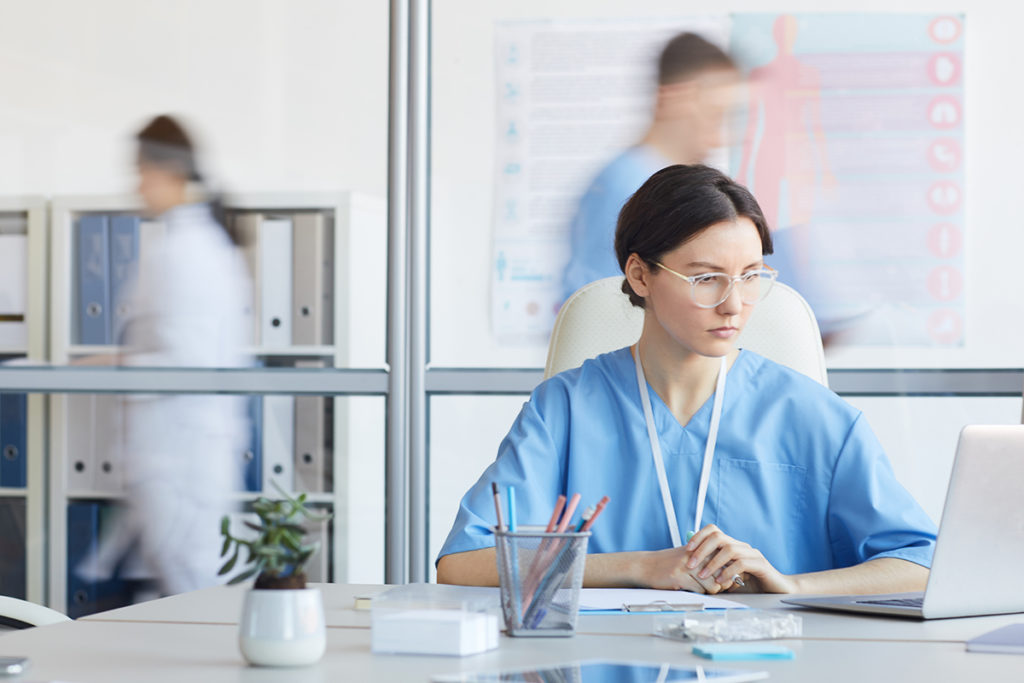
top-left (45, 192), bottom-right (386, 613)
top-left (0, 196), bottom-right (47, 605)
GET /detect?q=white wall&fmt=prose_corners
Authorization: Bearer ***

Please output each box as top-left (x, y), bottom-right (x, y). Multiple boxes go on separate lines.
top-left (431, 1), bottom-right (1024, 369)
top-left (0, 0), bottom-right (388, 197)
top-left (0, 0), bottom-right (391, 582)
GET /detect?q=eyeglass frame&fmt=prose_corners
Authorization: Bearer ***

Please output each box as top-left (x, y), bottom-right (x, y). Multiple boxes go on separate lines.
top-left (653, 262), bottom-right (778, 309)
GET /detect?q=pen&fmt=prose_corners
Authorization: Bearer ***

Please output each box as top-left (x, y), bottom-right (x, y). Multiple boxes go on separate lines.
top-left (581, 496), bottom-right (609, 532)
top-left (505, 485), bottom-right (521, 628)
top-left (491, 482), bottom-right (505, 531)
top-left (575, 507), bottom-right (594, 532)
top-left (507, 485), bottom-right (518, 533)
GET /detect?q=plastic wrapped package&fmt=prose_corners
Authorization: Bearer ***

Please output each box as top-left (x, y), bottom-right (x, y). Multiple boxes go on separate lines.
top-left (654, 609), bottom-right (802, 642)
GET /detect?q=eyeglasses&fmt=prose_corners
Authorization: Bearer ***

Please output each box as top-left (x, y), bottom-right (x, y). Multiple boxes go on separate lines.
top-left (655, 262), bottom-right (778, 309)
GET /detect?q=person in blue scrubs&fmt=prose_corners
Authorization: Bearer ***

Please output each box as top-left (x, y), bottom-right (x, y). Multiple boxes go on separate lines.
top-left (561, 33), bottom-right (739, 302)
top-left (438, 165), bottom-right (936, 594)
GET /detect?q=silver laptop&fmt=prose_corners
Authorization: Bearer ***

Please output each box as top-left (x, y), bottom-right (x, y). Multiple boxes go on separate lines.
top-left (783, 425), bottom-right (1024, 619)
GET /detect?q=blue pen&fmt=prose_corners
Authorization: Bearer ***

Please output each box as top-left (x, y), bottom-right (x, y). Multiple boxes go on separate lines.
top-left (506, 486), bottom-right (522, 628)
top-left (507, 486), bottom-right (517, 533)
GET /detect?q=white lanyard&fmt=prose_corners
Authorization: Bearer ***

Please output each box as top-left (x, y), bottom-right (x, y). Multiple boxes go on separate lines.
top-left (635, 349), bottom-right (727, 548)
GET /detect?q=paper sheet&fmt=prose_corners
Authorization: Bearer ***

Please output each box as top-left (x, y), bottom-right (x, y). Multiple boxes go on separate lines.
top-left (577, 588), bottom-right (747, 612)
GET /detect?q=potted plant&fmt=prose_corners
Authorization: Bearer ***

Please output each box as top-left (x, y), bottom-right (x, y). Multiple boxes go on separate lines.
top-left (220, 487), bottom-right (331, 667)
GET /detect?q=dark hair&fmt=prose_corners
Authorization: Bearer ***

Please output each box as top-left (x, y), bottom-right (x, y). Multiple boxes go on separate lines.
top-left (658, 33), bottom-right (736, 85)
top-left (135, 114), bottom-right (241, 246)
top-left (615, 164), bottom-right (773, 308)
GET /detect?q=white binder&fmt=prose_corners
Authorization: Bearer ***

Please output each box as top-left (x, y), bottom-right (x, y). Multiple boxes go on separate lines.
top-left (258, 217), bottom-right (293, 347)
top-left (0, 234), bottom-right (27, 349)
top-left (91, 395), bottom-right (124, 493)
top-left (293, 361), bottom-right (329, 493)
top-left (65, 395), bottom-right (122, 493)
top-left (262, 395), bottom-right (295, 492)
top-left (304, 515), bottom-right (330, 583)
top-left (291, 213), bottom-right (333, 345)
top-left (231, 213), bottom-right (261, 347)
top-left (65, 395), bottom-right (97, 492)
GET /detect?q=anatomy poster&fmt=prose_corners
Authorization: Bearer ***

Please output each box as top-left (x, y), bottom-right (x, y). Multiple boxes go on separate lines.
top-left (492, 14), bottom-right (965, 347)
top-left (732, 14), bottom-right (965, 346)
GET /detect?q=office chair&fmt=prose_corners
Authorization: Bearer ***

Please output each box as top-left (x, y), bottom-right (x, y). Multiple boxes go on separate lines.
top-left (0, 596), bottom-right (71, 630)
top-left (545, 276), bottom-right (828, 386)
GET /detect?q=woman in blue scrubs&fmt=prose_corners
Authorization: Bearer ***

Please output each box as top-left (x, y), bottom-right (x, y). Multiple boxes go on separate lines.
top-left (437, 165), bottom-right (936, 594)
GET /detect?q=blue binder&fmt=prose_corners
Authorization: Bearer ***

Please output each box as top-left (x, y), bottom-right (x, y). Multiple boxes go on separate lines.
top-left (0, 497), bottom-right (26, 600)
top-left (77, 215), bottom-right (112, 345)
top-left (66, 502), bottom-right (131, 618)
top-left (0, 393), bottom-right (27, 488)
top-left (109, 215), bottom-right (140, 345)
top-left (243, 396), bottom-right (263, 492)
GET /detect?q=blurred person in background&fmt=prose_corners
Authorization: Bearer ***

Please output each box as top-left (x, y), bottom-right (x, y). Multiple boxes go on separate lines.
top-left (561, 33), bottom-right (740, 301)
top-left (80, 115), bottom-right (252, 596)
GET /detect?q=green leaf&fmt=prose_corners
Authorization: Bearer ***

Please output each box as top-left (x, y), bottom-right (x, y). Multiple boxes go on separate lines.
top-left (220, 516), bottom-right (230, 536)
top-left (220, 536), bottom-right (232, 558)
top-left (218, 548), bottom-right (240, 576)
top-left (227, 565), bottom-right (260, 585)
top-left (243, 521), bottom-right (264, 533)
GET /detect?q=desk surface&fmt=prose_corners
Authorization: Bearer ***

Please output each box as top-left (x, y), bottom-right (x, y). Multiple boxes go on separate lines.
top-left (2, 616), bottom-right (1023, 683)
top-left (4, 584), bottom-right (1022, 682)
top-left (83, 583), bottom-right (1024, 644)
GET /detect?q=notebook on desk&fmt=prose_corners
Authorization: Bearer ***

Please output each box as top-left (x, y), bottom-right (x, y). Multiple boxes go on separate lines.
top-left (784, 425), bottom-right (1024, 619)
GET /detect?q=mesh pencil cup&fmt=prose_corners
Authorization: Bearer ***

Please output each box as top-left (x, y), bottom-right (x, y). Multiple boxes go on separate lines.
top-left (494, 527), bottom-right (589, 637)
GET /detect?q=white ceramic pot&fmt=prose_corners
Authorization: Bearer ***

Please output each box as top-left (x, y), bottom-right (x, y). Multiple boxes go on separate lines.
top-left (239, 587), bottom-right (326, 667)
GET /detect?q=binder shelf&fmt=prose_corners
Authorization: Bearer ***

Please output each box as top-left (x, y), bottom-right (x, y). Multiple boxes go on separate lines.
top-left (0, 198), bottom-right (47, 605)
top-left (45, 193), bottom-right (386, 613)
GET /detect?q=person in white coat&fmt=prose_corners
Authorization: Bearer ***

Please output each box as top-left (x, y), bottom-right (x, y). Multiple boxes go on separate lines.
top-left (86, 115), bottom-right (252, 596)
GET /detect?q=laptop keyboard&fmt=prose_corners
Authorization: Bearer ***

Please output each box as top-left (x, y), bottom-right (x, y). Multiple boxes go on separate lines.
top-left (856, 597), bottom-right (924, 608)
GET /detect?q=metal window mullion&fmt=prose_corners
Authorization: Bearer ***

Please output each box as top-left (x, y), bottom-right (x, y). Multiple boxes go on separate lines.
top-left (386, 0), bottom-right (411, 585)
top-left (407, 0), bottom-right (430, 583)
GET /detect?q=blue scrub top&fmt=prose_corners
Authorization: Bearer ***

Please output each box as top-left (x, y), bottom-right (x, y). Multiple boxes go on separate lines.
top-left (437, 348), bottom-right (937, 575)
top-left (561, 146), bottom-right (670, 301)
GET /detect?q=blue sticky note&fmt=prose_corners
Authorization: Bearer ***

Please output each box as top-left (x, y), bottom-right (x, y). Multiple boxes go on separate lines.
top-left (692, 643), bottom-right (795, 661)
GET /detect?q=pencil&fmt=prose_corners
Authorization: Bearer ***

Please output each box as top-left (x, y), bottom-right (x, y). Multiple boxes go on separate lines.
top-left (555, 493), bottom-right (581, 533)
top-left (491, 482), bottom-right (505, 531)
top-left (544, 495), bottom-right (567, 533)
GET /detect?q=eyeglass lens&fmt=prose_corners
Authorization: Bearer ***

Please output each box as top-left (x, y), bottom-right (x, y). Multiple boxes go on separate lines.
top-left (693, 271), bottom-right (773, 307)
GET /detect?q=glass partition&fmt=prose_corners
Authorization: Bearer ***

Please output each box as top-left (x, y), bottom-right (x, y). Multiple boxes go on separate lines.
top-left (32, 388), bottom-right (384, 615)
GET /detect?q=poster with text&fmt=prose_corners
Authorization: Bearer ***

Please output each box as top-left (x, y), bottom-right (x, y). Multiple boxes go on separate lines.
top-left (492, 17), bottom-right (731, 344)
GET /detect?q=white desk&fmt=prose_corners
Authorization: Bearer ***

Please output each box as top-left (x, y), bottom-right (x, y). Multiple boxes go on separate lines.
top-left (0, 584), bottom-right (1019, 682)
top-left (83, 583), bottom-right (1024, 644)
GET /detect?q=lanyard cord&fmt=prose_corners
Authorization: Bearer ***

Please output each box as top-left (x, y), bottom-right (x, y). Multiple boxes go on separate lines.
top-left (635, 349), bottom-right (728, 547)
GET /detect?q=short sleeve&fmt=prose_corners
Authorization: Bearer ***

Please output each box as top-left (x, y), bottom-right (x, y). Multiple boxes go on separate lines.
top-left (435, 389), bottom-right (567, 563)
top-left (561, 183), bottom-right (623, 300)
top-left (826, 414), bottom-right (937, 568)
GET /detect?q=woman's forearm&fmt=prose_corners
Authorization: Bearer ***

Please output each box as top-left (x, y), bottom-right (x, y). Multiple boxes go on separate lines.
top-left (436, 548), bottom-right (702, 591)
top-left (789, 557), bottom-right (929, 595)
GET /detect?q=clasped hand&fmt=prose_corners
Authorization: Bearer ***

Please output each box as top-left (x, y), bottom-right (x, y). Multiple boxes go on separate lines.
top-left (641, 524), bottom-right (797, 594)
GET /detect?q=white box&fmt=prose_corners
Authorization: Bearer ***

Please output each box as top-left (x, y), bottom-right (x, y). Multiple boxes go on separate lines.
top-left (371, 609), bottom-right (499, 656)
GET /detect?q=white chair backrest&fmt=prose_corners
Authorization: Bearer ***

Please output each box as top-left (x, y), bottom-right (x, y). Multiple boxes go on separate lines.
top-left (544, 277), bottom-right (828, 386)
top-left (0, 596), bottom-right (71, 628)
